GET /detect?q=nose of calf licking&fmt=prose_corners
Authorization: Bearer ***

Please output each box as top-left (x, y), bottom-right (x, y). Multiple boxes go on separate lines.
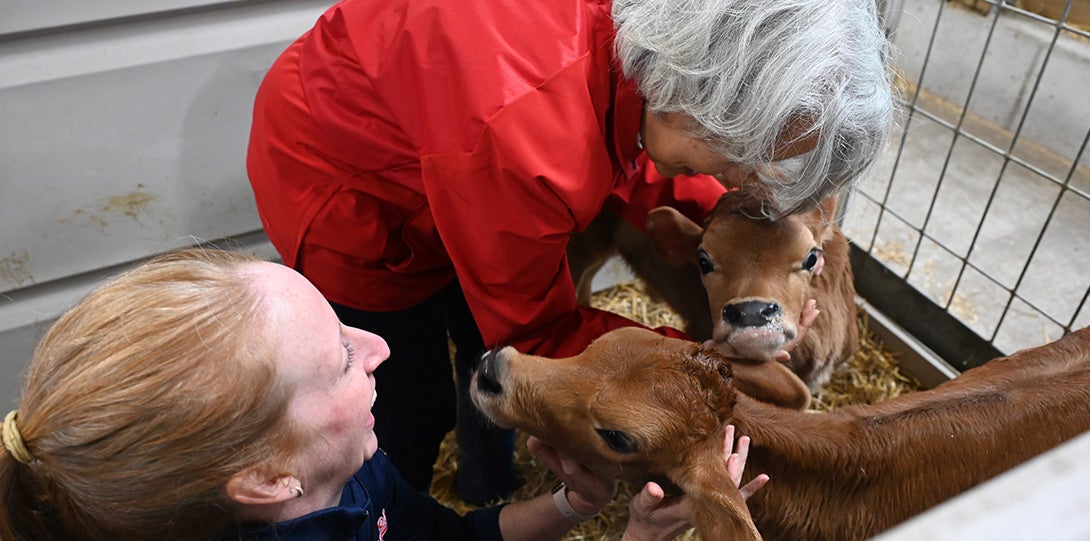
top-left (475, 349), bottom-right (505, 395)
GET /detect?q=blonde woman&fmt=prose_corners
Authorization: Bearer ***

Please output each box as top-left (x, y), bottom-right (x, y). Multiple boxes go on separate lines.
top-left (0, 248), bottom-right (766, 540)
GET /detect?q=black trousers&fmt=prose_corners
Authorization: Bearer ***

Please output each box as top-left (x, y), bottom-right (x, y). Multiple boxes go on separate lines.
top-left (331, 281), bottom-right (517, 503)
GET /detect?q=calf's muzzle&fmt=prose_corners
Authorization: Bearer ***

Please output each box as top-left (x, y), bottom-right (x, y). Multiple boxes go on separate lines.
top-left (723, 300), bottom-right (782, 327)
top-left (476, 349), bottom-right (504, 395)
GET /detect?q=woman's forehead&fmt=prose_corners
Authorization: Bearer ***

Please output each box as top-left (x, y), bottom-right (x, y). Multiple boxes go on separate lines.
top-left (249, 263), bottom-right (342, 370)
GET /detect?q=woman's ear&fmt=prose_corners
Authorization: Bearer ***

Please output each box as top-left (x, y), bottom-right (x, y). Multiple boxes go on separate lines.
top-left (225, 469), bottom-right (298, 505)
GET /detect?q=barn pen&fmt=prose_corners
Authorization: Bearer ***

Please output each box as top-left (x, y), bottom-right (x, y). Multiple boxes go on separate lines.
top-left (445, 0), bottom-right (1090, 537)
top-left (1, 0), bottom-right (1089, 539)
top-left (570, 0), bottom-right (1090, 537)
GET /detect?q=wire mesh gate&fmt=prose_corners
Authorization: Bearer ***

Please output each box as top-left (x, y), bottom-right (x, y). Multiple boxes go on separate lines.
top-left (846, 0), bottom-right (1090, 370)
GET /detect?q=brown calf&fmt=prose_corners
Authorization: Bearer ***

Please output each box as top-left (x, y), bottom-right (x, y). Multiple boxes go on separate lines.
top-left (472, 326), bottom-right (1090, 540)
top-left (568, 192), bottom-right (857, 392)
top-left (645, 192), bottom-right (858, 390)
top-left (568, 204), bottom-right (812, 410)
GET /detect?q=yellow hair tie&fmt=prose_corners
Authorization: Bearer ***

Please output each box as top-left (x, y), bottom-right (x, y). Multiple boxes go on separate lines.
top-left (2, 410), bottom-right (34, 465)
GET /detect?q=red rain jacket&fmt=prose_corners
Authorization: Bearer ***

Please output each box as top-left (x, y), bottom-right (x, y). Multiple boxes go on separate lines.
top-left (247, 0), bottom-right (726, 357)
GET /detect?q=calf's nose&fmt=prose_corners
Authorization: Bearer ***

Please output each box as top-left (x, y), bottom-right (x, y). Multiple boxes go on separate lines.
top-left (723, 300), bottom-right (782, 327)
top-left (476, 349), bottom-right (504, 396)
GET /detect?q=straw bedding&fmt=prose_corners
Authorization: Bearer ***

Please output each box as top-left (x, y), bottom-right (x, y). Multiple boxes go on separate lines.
top-left (429, 279), bottom-right (921, 540)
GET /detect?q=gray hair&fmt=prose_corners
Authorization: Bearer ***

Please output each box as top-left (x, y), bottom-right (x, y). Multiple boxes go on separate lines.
top-left (614, 0), bottom-right (896, 216)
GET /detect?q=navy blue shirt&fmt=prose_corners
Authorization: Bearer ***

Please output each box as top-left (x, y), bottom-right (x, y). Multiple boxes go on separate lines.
top-left (226, 451), bottom-right (505, 540)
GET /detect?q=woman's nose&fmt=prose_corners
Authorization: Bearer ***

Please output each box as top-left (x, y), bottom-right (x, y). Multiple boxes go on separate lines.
top-left (353, 329), bottom-right (390, 371)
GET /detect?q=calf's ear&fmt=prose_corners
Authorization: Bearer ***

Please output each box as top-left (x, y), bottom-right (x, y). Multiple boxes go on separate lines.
top-left (646, 206), bottom-right (703, 265)
top-left (730, 359), bottom-right (812, 410)
top-left (666, 427), bottom-right (764, 541)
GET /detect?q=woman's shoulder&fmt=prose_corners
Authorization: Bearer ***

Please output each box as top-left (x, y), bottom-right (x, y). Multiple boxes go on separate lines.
top-left (309, 0), bottom-right (617, 104)
top-left (299, 0), bottom-right (621, 154)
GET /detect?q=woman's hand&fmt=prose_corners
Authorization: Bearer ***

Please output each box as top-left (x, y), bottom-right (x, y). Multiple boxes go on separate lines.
top-left (527, 436), bottom-right (616, 516)
top-left (622, 481), bottom-right (693, 541)
top-left (723, 424), bottom-right (769, 500)
top-left (621, 424), bottom-right (768, 541)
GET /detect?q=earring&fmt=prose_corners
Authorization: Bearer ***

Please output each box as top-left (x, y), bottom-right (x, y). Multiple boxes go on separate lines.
top-left (290, 485), bottom-right (305, 498)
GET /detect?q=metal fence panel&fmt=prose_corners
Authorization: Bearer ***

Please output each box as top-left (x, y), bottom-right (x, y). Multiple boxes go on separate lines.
top-left (848, 0), bottom-right (1090, 368)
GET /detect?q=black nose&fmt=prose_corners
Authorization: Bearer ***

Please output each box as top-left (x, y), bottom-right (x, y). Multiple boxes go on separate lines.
top-left (722, 300), bottom-right (782, 327)
top-left (476, 349), bottom-right (504, 395)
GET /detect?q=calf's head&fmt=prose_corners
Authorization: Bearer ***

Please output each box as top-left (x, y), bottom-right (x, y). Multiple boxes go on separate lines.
top-left (472, 327), bottom-right (736, 482)
top-left (471, 326), bottom-right (762, 539)
top-left (647, 192), bottom-right (839, 366)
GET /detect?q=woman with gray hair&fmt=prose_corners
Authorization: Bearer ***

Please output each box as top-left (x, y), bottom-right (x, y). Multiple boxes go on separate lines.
top-left (616, 0), bottom-right (895, 216)
top-left (246, 0), bottom-right (895, 507)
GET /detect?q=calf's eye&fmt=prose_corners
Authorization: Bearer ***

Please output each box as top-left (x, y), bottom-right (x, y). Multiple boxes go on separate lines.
top-left (802, 248), bottom-right (821, 272)
top-left (697, 249), bottom-right (714, 274)
top-left (596, 428), bottom-right (639, 454)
